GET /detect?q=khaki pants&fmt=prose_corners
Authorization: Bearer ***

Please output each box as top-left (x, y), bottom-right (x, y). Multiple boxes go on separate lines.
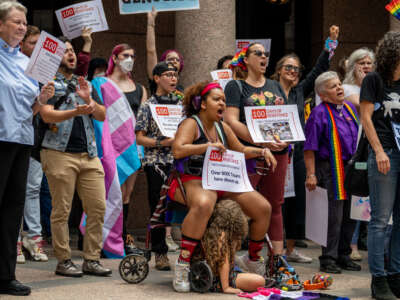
top-left (41, 149), bottom-right (106, 262)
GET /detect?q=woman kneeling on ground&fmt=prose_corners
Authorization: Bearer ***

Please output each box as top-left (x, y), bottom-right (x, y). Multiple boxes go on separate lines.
top-left (171, 81), bottom-right (277, 292)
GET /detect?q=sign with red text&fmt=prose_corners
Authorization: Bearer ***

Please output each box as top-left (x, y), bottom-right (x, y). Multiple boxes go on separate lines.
top-left (244, 105), bottom-right (305, 143)
top-left (149, 104), bottom-right (183, 138)
top-left (55, 0), bottom-right (108, 40)
top-left (202, 147), bottom-right (253, 193)
top-left (210, 69), bottom-right (233, 90)
top-left (25, 31), bottom-right (66, 84)
top-left (236, 39), bottom-right (271, 53)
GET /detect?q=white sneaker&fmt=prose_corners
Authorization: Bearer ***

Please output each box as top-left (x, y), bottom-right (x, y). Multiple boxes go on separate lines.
top-left (17, 241), bottom-right (25, 264)
top-left (173, 259), bottom-right (190, 292)
top-left (235, 254), bottom-right (265, 276)
top-left (166, 235), bottom-right (179, 252)
top-left (22, 235), bottom-right (48, 262)
top-left (285, 249), bottom-right (312, 263)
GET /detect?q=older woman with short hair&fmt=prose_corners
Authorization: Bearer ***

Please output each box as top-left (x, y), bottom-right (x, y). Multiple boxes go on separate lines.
top-left (0, 1), bottom-right (54, 296)
top-left (304, 71), bottom-right (361, 274)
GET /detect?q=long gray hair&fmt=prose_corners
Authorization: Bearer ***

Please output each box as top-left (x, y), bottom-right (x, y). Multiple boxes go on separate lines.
top-left (343, 48), bottom-right (375, 85)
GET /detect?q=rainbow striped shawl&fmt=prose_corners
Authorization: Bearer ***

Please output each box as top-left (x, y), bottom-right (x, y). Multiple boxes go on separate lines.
top-left (324, 102), bottom-right (359, 201)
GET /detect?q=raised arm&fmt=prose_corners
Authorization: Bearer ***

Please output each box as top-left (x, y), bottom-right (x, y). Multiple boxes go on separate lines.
top-left (300, 25), bottom-right (339, 96)
top-left (75, 27), bottom-right (92, 77)
top-left (146, 7), bottom-right (158, 80)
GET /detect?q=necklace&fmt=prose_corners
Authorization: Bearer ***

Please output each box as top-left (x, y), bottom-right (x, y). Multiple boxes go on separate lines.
top-left (336, 104), bottom-right (344, 117)
top-left (202, 124), bottom-right (218, 143)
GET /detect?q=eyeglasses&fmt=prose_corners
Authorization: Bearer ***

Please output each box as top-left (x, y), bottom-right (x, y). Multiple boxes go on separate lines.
top-left (120, 53), bottom-right (136, 59)
top-left (283, 64), bottom-right (301, 73)
top-left (161, 72), bottom-right (179, 79)
top-left (249, 50), bottom-right (270, 58)
top-left (166, 57), bottom-right (180, 62)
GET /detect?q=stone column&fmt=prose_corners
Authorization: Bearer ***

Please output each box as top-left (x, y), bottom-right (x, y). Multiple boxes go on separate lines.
top-left (390, 14), bottom-right (400, 31)
top-left (175, 0), bottom-right (236, 88)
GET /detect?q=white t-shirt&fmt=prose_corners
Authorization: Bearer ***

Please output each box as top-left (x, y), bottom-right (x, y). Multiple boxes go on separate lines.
top-left (343, 84), bottom-right (360, 98)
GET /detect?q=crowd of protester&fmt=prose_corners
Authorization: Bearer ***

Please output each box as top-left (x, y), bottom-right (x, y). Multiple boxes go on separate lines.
top-left (0, 1), bottom-right (399, 300)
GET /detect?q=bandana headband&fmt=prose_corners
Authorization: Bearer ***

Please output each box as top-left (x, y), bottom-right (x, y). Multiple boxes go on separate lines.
top-left (200, 83), bottom-right (222, 96)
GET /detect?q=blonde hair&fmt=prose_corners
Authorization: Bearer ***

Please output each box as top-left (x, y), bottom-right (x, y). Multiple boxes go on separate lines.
top-left (0, 1), bottom-right (26, 21)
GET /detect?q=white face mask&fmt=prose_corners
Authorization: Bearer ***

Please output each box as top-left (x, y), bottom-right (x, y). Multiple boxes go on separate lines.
top-left (93, 72), bottom-right (105, 78)
top-left (119, 57), bottom-right (134, 73)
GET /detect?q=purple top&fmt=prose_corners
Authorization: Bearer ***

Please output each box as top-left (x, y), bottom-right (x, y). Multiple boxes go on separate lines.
top-left (304, 101), bottom-right (359, 161)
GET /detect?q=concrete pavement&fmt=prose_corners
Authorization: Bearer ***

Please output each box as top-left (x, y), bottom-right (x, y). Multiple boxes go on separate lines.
top-left (3, 240), bottom-right (372, 300)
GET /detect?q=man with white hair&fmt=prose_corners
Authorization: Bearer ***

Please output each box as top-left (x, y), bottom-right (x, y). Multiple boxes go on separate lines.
top-left (304, 71), bottom-right (361, 274)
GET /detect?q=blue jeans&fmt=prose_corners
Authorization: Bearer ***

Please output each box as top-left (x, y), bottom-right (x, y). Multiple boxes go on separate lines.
top-left (24, 157), bottom-right (43, 237)
top-left (368, 148), bottom-right (400, 276)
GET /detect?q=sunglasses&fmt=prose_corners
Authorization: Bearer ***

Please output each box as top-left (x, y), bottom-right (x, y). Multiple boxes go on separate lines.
top-left (283, 64), bottom-right (301, 73)
top-left (249, 50), bottom-right (270, 58)
top-left (161, 72), bottom-right (179, 79)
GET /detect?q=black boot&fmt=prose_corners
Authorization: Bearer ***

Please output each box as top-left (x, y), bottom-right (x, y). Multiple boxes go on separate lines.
top-left (387, 273), bottom-right (400, 298)
top-left (371, 276), bottom-right (397, 300)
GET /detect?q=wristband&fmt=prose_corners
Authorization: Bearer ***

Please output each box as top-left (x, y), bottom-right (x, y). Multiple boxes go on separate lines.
top-left (155, 139), bottom-right (162, 148)
top-left (36, 97), bottom-right (45, 106)
top-left (307, 174), bottom-right (316, 179)
top-left (324, 38), bottom-right (338, 60)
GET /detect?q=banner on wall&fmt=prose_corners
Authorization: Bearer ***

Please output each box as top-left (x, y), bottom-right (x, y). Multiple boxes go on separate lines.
top-left (119, 0), bottom-right (200, 15)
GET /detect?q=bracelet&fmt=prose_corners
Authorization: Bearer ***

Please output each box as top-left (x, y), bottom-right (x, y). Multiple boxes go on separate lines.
top-left (147, 23), bottom-right (155, 27)
top-left (36, 97), bottom-right (45, 106)
top-left (155, 139), bottom-right (162, 148)
top-left (260, 148), bottom-right (267, 157)
top-left (307, 174), bottom-right (316, 179)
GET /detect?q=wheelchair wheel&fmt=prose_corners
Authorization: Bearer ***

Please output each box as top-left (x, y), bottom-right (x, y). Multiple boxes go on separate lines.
top-left (189, 261), bottom-right (213, 293)
top-left (119, 254), bottom-right (149, 284)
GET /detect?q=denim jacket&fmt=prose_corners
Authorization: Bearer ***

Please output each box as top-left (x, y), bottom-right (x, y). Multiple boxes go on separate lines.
top-left (41, 73), bottom-right (98, 157)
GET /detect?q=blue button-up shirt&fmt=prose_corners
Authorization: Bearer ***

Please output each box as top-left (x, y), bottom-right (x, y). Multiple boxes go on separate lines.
top-left (0, 37), bottom-right (39, 145)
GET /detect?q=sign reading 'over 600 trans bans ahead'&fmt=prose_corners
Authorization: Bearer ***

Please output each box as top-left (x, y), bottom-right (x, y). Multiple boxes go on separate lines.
top-left (119, 0), bottom-right (200, 15)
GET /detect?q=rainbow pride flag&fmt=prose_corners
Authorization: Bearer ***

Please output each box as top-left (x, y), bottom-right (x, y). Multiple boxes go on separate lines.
top-left (80, 77), bottom-right (141, 258)
top-left (386, 0), bottom-right (400, 20)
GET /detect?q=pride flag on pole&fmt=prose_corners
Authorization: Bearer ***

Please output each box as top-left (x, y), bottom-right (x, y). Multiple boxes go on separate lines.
top-left (80, 77), bottom-right (141, 258)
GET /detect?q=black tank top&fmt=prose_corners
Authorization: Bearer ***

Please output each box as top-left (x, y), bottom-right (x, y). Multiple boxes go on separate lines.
top-left (124, 83), bottom-right (143, 117)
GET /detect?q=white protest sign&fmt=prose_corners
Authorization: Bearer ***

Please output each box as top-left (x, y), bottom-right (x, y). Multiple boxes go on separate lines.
top-left (55, 0), bottom-right (108, 40)
top-left (210, 69), bottom-right (233, 91)
top-left (351, 196), bottom-right (392, 224)
top-left (119, 0), bottom-right (199, 14)
top-left (245, 105), bottom-right (305, 143)
top-left (306, 187), bottom-right (328, 247)
top-left (202, 147), bottom-right (253, 193)
top-left (149, 104), bottom-right (183, 138)
top-left (236, 39), bottom-right (271, 53)
top-left (25, 31), bottom-right (66, 85)
top-left (284, 151), bottom-right (295, 198)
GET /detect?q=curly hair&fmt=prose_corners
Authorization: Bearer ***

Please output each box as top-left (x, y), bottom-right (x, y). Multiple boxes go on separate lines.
top-left (376, 31), bottom-right (400, 86)
top-left (196, 200), bottom-right (248, 276)
top-left (183, 81), bottom-right (212, 117)
top-left (270, 53), bottom-right (302, 81)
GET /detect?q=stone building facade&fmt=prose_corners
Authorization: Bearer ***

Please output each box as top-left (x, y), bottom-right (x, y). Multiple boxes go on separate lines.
top-left (20, 0), bottom-right (394, 233)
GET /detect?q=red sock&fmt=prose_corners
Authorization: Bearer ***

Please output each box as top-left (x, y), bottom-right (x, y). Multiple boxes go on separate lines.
top-left (248, 239), bottom-right (264, 261)
top-left (178, 235), bottom-right (199, 264)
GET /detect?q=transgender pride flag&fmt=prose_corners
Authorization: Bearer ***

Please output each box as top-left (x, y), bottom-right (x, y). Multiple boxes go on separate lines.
top-left (80, 77), bottom-right (141, 258)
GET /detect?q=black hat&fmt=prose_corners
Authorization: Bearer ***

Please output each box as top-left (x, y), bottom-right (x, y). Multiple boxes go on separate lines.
top-left (152, 61), bottom-right (177, 77)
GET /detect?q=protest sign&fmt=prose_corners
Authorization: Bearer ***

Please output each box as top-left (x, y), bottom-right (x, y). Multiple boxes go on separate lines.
top-left (119, 0), bottom-right (199, 14)
top-left (25, 31), bottom-right (66, 85)
top-left (202, 147), bottom-right (253, 193)
top-left (55, 0), bottom-right (108, 40)
top-left (283, 152), bottom-right (295, 198)
top-left (149, 104), bottom-right (183, 138)
top-left (306, 187), bottom-right (328, 247)
top-left (210, 69), bottom-right (233, 91)
top-left (236, 39), bottom-right (271, 53)
top-left (351, 196), bottom-right (392, 224)
top-left (245, 105), bottom-right (305, 143)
